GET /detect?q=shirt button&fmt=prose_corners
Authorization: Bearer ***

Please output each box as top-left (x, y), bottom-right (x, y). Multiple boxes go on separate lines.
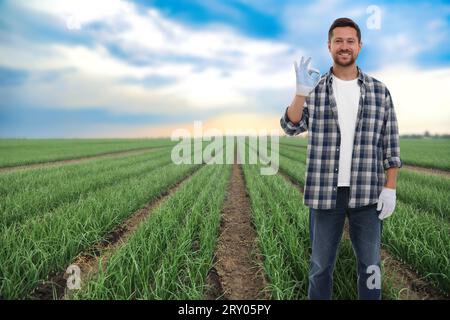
top-left (333, 187), bottom-right (337, 191)
top-left (335, 168), bottom-right (338, 172)
top-left (336, 147), bottom-right (340, 151)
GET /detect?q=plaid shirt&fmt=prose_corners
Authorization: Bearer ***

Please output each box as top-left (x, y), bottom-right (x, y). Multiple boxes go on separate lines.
top-left (280, 66), bottom-right (402, 209)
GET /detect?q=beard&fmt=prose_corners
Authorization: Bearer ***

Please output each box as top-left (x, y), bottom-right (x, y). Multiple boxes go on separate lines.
top-left (333, 51), bottom-right (357, 67)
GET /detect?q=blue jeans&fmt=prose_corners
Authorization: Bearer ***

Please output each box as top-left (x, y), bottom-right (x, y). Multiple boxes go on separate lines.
top-left (308, 186), bottom-right (382, 300)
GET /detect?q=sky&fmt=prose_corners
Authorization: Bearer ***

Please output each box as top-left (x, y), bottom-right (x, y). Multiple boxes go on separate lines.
top-left (0, 0), bottom-right (449, 138)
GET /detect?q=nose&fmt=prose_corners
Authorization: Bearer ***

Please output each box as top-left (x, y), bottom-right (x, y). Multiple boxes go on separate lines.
top-left (342, 41), bottom-right (350, 51)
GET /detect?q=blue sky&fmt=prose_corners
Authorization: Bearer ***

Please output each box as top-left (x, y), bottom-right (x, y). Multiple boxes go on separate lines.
top-left (0, 0), bottom-right (449, 137)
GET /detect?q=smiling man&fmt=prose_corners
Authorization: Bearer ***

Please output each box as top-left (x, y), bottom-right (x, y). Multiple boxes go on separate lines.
top-left (280, 18), bottom-right (402, 300)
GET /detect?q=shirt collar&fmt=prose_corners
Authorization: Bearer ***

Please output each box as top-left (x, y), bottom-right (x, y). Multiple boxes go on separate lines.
top-left (326, 66), bottom-right (365, 86)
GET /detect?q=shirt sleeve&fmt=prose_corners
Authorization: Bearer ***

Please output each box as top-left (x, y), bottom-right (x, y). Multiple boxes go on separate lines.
top-left (280, 101), bottom-right (309, 136)
top-left (382, 89), bottom-right (403, 170)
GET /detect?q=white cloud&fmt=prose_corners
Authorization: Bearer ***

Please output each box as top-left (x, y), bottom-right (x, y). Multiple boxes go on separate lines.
top-left (2, 0), bottom-right (302, 114)
top-left (2, 0), bottom-right (449, 135)
top-left (14, 0), bottom-right (134, 26)
top-left (372, 66), bottom-right (450, 134)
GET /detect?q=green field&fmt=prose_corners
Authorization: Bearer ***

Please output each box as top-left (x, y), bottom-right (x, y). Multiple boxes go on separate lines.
top-left (0, 138), bottom-right (448, 300)
top-left (399, 138), bottom-right (450, 171)
top-left (0, 138), bottom-right (176, 168)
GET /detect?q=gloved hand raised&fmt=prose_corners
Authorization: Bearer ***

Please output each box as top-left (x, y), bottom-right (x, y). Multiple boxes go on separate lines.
top-left (377, 187), bottom-right (396, 220)
top-left (294, 56), bottom-right (321, 97)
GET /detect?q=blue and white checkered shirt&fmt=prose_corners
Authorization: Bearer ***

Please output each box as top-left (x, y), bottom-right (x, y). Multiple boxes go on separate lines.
top-left (280, 67), bottom-right (402, 209)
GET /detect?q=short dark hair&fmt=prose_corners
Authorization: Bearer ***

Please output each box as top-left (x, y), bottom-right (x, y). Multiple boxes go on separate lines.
top-left (328, 17), bottom-right (361, 43)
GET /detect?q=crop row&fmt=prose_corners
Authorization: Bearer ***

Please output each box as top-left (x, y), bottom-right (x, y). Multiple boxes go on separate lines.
top-left (0, 160), bottom-right (202, 299)
top-left (0, 138), bottom-right (176, 168)
top-left (0, 148), bottom-right (174, 228)
top-left (74, 160), bottom-right (231, 299)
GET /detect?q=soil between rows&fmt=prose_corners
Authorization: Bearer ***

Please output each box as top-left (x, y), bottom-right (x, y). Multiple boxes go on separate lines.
top-left (30, 165), bottom-right (202, 300)
top-left (24, 145), bottom-right (449, 300)
top-left (205, 148), bottom-right (268, 300)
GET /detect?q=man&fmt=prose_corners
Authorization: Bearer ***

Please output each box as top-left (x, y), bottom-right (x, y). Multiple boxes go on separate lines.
top-left (280, 17), bottom-right (402, 300)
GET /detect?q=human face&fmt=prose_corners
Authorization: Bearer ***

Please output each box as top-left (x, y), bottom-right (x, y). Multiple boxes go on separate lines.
top-left (328, 26), bottom-right (362, 67)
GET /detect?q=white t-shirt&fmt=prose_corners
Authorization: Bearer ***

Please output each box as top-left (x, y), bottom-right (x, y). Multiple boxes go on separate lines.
top-left (332, 74), bottom-right (360, 186)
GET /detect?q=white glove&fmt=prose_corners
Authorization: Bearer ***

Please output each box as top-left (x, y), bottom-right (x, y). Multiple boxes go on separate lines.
top-left (294, 56), bottom-right (321, 97)
top-left (377, 187), bottom-right (396, 220)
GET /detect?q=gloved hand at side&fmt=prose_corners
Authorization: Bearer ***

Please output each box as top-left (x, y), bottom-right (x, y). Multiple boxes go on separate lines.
top-left (377, 187), bottom-right (396, 220)
top-left (294, 56), bottom-right (321, 97)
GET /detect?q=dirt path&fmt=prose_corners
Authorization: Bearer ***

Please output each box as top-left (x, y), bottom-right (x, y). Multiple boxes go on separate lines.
top-left (0, 146), bottom-right (171, 173)
top-left (380, 247), bottom-right (448, 299)
top-left (403, 164), bottom-right (450, 179)
top-left (29, 166), bottom-right (201, 300)
top-left (205, 148), bottom-right (268, 300)
top-left (276, 164), bottom-right (447, 300)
